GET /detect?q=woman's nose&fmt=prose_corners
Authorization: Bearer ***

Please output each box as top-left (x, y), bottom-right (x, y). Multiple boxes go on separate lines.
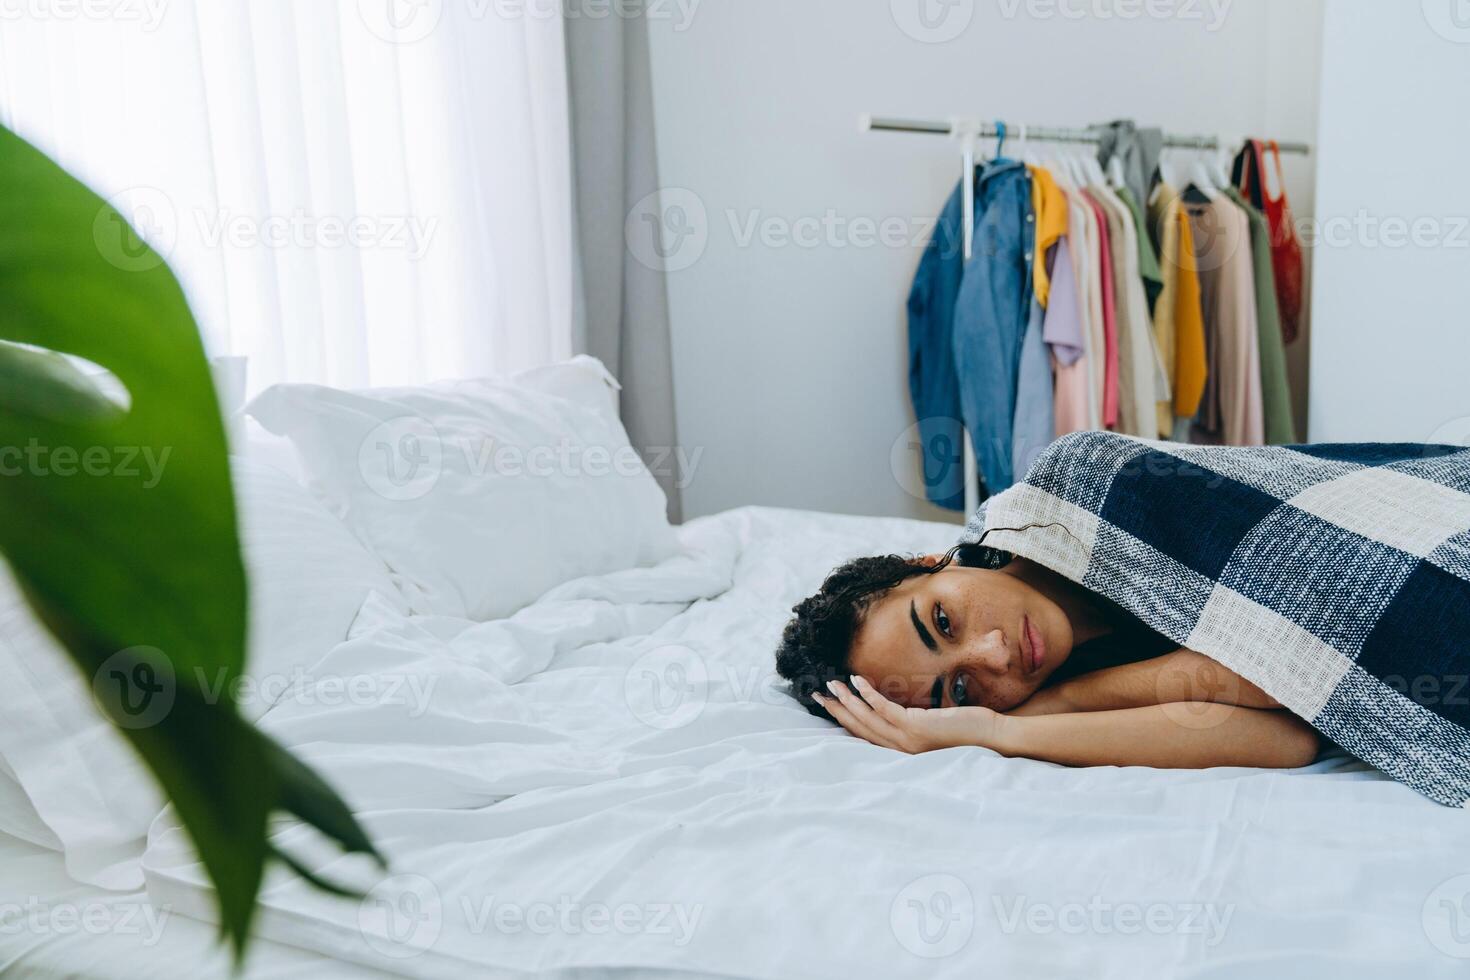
top-left (966, 629), bottom-right (1011, 675)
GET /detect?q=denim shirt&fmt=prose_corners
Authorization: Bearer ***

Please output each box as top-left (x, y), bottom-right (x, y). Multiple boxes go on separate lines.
top-left (905, 179), bottom-right (970, 510)
top-left (906, 159), bottom-right (1037, 507)
top-left (952, 159), bottom-right (1035, 496)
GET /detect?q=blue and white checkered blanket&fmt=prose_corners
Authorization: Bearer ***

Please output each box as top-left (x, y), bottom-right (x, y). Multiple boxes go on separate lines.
top-left (960, 431), bottom-right (1470, 806)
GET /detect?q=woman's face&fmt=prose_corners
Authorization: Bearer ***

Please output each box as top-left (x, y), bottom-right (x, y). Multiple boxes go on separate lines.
top-left (847, 564), bottom-right (1076, 712)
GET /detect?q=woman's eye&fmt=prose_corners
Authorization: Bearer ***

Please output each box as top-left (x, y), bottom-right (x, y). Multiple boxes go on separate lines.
top-left (935, 604), bottom-right (952, 638)
top-left (951, 673), bottom-right (969, 707)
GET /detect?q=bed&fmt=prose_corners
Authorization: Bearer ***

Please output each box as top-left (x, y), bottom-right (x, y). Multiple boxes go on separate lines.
top-left (122, 507), bottom-right (1470, 977)
top-left (3, 354), bottom-right (1467, 978)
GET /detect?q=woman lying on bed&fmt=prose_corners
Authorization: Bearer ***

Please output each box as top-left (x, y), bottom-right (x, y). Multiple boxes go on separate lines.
top-left (774, 539), bottom-right (1321, 770)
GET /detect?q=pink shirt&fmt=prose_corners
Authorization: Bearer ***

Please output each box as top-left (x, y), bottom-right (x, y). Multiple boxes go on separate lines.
top-left (1083, 191), bottom-right (1120, 430)
top-left (1044, 239), bottom-right (1091, 436)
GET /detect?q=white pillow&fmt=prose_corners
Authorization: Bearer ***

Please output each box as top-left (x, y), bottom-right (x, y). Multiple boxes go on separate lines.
top-left (245, 356), bottom-right (678, 621)
top-left (0, 458), bottom-right (405, 889)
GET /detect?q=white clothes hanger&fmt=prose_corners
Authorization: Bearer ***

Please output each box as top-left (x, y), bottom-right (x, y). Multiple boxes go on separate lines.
top-left (1153, 149), bottom-right (1178, 203)
top-left (1213, 132), bottom-right (1237, 189)
top-left (1187, 139), bottom-right (1220, 200)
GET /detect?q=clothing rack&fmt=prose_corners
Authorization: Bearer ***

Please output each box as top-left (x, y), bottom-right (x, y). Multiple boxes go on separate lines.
top-left (861, 115), bottom-right (1312, 156)
top-left (864, 113), bottom-right (1312, 516)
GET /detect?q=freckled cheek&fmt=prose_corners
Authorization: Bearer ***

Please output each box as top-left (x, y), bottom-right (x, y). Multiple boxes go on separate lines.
top-left (981, 679), bottom-right (1036, 712)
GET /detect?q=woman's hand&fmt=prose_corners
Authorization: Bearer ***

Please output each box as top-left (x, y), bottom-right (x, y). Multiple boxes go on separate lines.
top-left (812, 675), bottom-right (1007, 754)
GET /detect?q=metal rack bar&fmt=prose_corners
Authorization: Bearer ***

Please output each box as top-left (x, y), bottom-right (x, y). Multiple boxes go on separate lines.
top-left (861, 114), bottom-right (1311, 155)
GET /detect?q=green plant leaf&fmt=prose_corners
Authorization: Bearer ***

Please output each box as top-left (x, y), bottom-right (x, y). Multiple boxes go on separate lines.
top-left (0, 341), bottom-right (126, 424)
top-left (0, 123), bottom-right (378, 961)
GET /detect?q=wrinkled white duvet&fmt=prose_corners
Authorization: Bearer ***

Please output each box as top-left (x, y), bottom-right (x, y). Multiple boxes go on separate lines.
top-left (143, 507), bottom-right (1470, 979)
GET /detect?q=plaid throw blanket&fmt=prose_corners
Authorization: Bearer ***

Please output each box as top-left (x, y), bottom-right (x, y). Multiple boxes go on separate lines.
top-left (959, 432), bottom-right (1470, 807)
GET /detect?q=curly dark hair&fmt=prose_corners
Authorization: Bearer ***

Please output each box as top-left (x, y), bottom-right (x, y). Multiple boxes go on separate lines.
top-left (775, 538), bottom-right (1013, 720)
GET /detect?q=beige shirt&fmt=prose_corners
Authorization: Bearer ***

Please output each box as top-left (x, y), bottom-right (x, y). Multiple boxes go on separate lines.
top-left (1148, 187), bottom-right (1181, 439)
top-left (1091, 183), bottom-right (1159, 438)
top-left (1185, 195), bottom-right (1264, 446)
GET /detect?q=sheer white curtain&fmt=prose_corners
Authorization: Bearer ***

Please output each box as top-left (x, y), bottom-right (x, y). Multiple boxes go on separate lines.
top-left (0, 0), bottom-right (573, 392)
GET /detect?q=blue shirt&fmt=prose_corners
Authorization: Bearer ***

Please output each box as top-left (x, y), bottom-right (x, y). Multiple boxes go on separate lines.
top-left (905, 177), bottom-right (970, 510)
top-left (907, 159), bottom-right (1036, 504)
top-left (952, 159), bottom-right (1035, 496)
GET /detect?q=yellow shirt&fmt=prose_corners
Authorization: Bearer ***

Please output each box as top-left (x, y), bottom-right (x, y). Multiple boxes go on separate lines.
top-left (1027, 165), bottom-right (1070, 308)
top-left (1147, 189), bottom-right (1179, 437)
top-left (1168, 192), bottom-right (1208, 420)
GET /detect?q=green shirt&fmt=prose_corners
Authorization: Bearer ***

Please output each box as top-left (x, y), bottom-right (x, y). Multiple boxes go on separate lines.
top-left (1116, 185), bottom-right (1164, 312)
top-left (1225, 187), bottom-right (1297, 444)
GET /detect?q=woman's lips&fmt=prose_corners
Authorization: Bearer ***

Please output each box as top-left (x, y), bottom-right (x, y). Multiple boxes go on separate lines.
top-left (1023, 616), bottom-right (1046, 674)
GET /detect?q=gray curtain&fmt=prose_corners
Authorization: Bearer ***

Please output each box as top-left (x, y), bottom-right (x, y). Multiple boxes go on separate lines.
top-left (564, 1), bottom-right (683, 522)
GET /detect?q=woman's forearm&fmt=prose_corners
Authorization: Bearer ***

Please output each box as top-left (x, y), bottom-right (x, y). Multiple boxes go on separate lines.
top-left (1010, 650), bottom-right (1282, 716)
top-left (991, 703), bottom-right (1320, 770)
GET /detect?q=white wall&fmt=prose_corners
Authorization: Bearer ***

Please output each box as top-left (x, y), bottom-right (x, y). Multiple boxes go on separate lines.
top-left (1308, 2), bottom-right (1470, 445)
top-left (649, 0), bottom-right (1323, 521)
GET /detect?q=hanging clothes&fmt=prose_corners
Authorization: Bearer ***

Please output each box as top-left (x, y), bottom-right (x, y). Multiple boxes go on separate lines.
top-left (1148, 187), bottom-right (1180, 438)
top-left (1234, 140), bottom-right (1306, 344)
top-left (1013, 164), bottom-right (1070, 479)
top-left (1184, 193), bottom-right (1264, 446)
top-left (1095, 120), bottom-right (1163, 219)
top-left (1045, 241), bottom-right (1090, 436)
top-left (905, 178), bottom-right (972, 510)
top-left (1080, 190), bottom-right (1120, 430)
top-left (1090, 182), bottom-right (1158, 437)
top-left (1047, 161), bottom-right (1101, 433)
top-left (1225, 186), bottom-right (1297, 443)
top-left (1014, 297), bottom-right (1054, 481)
top-left (951, 159), bottom-right (1035, 496)
top-left (1028, 165), bottom-right (1069, 307)
top-left (1150, 182), bottom-right (1209, 441)
top-left (1117, 185), bottom-right (1165, 312)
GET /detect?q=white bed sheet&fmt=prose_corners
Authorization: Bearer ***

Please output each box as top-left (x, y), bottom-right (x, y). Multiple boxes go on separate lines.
top-left (0, 830), bottom-right (394, 979)
top-left (135, 506), bottom-right (1470, 979)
